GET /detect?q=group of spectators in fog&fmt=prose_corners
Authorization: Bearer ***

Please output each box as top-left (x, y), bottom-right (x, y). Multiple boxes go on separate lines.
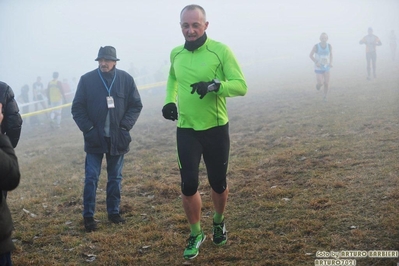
top-left (16, 73), bottom-right (78, 128)
top-left (17, 74), bottom-right (76, 113)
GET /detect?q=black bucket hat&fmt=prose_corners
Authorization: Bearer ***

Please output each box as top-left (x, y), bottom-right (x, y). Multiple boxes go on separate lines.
top-left (95, 46), bottom-right (120, 61)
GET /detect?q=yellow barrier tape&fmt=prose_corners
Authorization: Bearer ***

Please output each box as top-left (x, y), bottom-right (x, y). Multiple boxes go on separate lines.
top-left (21, 103), bottom-right (71, 118)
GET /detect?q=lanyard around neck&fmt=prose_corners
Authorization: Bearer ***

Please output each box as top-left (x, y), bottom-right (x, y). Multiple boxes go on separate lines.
top-left (97, 68), bottom-right (117, 95)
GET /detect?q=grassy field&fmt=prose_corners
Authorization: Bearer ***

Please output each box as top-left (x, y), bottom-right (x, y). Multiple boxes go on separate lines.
top-left (8, 58), bottom-right (399, 265)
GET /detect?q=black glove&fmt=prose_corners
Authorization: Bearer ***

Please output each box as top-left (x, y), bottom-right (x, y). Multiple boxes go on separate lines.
top-left (162, 103), bottom-right (178, 121)
top-left (190, 82), bottom-right (211, 99)
top-left (190, 80), bottom-right (220, 99)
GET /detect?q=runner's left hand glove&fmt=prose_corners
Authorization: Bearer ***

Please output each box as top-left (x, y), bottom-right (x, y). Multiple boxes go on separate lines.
top-left (190, 80), bottom-right (220, 99)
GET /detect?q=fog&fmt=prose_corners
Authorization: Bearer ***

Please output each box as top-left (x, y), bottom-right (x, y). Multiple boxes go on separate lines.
top-left (0, 0), bottom-right (398, 96)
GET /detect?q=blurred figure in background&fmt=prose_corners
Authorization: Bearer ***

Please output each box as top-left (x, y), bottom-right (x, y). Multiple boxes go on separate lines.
top-left (62, 78), bottom-right (74, 103)
top-left (0, 102), bottom-right (21, 266)
top-left (162, 4), bottom-right (247, 260)
top-left (72, 46), bottom-right (143, 232)
top-left (31, 76), bottom-right (47, 126)
top-left (309, 32), bottom-right (333, 102)
top-left (47, 72), bottom-right (66, 128)
top-left (18, 85), bottom-right (30, 114)
top-left (389, 30), bottom-right (396, 61)
top-left (359, 27), bottom-right (382, 80)
top-left (32, 76), bottom-right (47, 111)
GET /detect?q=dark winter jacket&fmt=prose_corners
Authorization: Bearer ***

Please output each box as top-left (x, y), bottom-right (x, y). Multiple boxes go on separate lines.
top-left (0, 82), bottom-right (23, 148)
top-left (71, 67), bottom-right (143, 156)
top-left (0, 134), bottom-right (21, 254)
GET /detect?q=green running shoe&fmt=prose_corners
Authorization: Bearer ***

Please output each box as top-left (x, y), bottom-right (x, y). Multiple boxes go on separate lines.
top-left (183, 231), bottom-right (206, 260)
top-left (213, 220), bottom-right (227, 245)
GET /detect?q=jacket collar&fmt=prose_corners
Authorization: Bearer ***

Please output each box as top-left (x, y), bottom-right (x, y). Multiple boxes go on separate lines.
top-left (184, 32), bottom-right (207, 52)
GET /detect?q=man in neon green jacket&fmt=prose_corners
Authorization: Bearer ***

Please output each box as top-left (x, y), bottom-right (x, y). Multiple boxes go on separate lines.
top-left (162, 4), bottom-right (247, 260)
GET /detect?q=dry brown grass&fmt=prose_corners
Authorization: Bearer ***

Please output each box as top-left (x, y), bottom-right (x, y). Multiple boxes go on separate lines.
top-left (8, 59), bottom-right (399, 265)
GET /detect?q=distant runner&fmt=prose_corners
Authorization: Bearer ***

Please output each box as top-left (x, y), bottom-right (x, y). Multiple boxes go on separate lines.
top-left (309, 32), bottom-right (333, 102)
top-left (359, 27), bottom-right (382, 80)
top-left (47, 72), bottom-right (66, 128)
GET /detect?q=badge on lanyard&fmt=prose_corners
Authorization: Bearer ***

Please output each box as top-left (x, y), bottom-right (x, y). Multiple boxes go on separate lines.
top-left (106, 96), bottom-right (115, 108)
top-left (98, 68), bottom-right (117, 109)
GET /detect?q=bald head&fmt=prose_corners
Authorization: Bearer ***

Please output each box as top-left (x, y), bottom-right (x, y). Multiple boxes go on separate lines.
top-left (180, 4), bottom-right (206, 22)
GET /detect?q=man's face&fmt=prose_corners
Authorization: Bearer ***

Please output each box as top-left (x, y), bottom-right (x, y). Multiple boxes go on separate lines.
top-left (180, 8), bottom-right (208, 42)
top-left (98, 59), bottom-right (116, 73)
top-left (368, 29), bottom-right (373, 35)
top-left (319, 34), bottom-right (328, 43)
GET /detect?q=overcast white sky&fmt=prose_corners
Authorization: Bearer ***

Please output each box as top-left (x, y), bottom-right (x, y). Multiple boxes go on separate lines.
top-left (0, 0), bottom-right (398, 95)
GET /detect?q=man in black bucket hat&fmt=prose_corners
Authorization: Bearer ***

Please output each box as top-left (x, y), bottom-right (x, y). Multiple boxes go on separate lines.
top-left (95, 46), bottom-right (120, 61)
top-left (72, 46), bottom-right (143, 232)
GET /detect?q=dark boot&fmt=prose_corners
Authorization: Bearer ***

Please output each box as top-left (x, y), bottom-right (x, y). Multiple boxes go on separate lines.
top-left (108, 214), bottom-right (125, 224)
top-left (84, 217), bottom-right (97, 232)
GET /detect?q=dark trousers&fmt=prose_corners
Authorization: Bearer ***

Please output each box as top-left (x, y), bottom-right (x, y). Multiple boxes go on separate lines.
top-left (366, 51), bottom-right (377, 77)
top-left (0, 252), bottom-right (12, 266)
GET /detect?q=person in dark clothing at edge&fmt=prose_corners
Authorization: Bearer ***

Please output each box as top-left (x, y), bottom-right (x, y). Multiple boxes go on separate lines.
top-left (71, 46), bottom-right (143, 232)
top-left (0, 82), bottom-right (22, 149)
top-left (0, 81), bottom-right (22, 203)
top-left (0, 102), bottom-right (21, 266)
